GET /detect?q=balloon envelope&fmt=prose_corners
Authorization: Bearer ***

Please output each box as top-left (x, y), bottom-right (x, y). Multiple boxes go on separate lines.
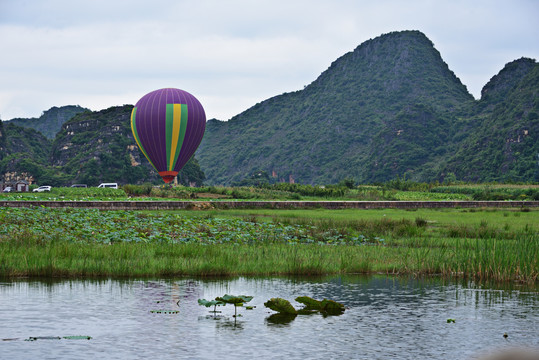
top-left (131, 88), bottom-right (206, 183)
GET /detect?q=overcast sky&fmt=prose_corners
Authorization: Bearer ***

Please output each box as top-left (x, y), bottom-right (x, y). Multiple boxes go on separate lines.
top-left (1, 0), bottom-right (538, 121)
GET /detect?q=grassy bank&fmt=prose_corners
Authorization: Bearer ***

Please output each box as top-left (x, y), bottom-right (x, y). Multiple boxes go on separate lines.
top-left (2, 182), bottom-right (538, 202)
top-left (0, 207), bottom-right (537, 282)
top-left (2, 235), bottom-right (537, 282)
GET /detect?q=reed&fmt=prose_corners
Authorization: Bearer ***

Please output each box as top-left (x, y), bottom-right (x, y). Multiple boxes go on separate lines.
top-left (1, 232), bottom-right (536, 282)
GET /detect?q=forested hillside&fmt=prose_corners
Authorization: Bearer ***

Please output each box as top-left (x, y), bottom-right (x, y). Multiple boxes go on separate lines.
top-left (0, 106), bottom-right (205, 186)
top-left (7, 105), bottom-right (88, 139)
top-left (0, 122), bottom-right (52, 184)
top-left (196, 30), bottom-right (538, 184)
top-left (441, 59), bottom-right (538, 182)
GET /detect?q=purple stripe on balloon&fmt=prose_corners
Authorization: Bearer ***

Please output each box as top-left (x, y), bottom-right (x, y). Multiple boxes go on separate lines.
top-left (175, 94), bottom-right (204, 171)
top-left (181, 98), bottom-right (205, 170)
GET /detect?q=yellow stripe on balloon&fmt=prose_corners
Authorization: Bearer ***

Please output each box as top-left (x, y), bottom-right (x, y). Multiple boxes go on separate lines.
top-left (169, 104), bottom-right (183, 171)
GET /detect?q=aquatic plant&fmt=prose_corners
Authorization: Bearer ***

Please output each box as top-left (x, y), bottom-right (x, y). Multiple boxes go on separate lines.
top-left (295, 296), bottom-right (345, 316)
top-left (264, 296), bottom-right (345, 317)
top-left (264, 298), bottom-right (297, 315)
top-left (24, 336), bottom-right (92, 341)
top-left (198, 299), bottom-right (225, 313)
top-left (25, 336), bottom-right (61, 341)
top-left (295, 296), bottom-right (321, 310)
top-left (150, 310), bottom-right (179, 314)
top-left (215, 295), bottom-right (253, 318)
top-left (306, 298), bottom-right (345, 315)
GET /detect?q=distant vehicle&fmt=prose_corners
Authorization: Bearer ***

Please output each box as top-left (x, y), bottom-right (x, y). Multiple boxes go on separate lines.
top-left (98, 183), bottom-right (118, 189)
top-left (3, 186), bottom-right (12, 193)
top-left (33, 186), bottom-right (52, 192)
top-left (71, 184), bottom-right (88, 188)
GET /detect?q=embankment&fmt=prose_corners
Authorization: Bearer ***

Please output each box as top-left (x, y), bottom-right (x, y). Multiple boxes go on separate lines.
top-left (0, 200), bottom-right (538, 210)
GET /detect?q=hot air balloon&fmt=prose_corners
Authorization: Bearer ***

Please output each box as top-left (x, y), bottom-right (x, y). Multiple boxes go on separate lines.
top-left (130, 88), bottom-right (206, 183)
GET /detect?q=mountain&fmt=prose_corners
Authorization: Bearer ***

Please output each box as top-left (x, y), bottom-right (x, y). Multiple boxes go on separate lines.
top-left (0, 121), bottom-right (52, 184)
top-left (0, 106), bottom-right (205, 187)
top-left (441, 58), bottom-right (539, 182)
top-left (7, 105), bottom-right (88, 139)
top-left (49, 105), bottom-right (205, 186)
top-left (49, 105), bottom-right (149, 185)
top-left (196, 30), bottom-right (474, 185)
top-left (196, 30), bottom-right (537, 184)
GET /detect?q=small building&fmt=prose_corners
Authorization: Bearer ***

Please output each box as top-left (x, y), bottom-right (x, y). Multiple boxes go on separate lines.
top-left (1, 180), bottom-right (30, 192)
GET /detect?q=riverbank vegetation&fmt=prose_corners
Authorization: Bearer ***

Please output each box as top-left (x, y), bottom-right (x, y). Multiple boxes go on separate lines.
top-left (0, 206), bottom-right (537, 283)
top-left (1, 181), bottom-right (538, 202)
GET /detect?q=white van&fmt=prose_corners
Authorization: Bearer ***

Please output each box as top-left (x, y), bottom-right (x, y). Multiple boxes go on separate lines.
top-left (98, 183), bottom-right (118, 189)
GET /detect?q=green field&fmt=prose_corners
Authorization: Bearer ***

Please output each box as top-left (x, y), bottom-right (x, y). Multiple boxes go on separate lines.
top-left (0, 205), bottom-right (537, 283)
top-left (2, 182), bottom-right (538, 201)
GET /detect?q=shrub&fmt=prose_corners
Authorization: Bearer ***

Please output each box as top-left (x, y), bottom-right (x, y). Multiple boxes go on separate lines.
top-left (123, 183), bottom-right (153, 196)
top-left (415, 217), bottom-right (428, 227)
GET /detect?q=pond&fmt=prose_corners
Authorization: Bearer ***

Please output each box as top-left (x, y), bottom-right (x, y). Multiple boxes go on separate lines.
top-left (1, 276), bottom-right (537, 360)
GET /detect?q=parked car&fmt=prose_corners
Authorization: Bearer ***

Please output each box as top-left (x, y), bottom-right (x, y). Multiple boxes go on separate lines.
top-left (71, 184), bottom-right (88, 188)
top-left (3, 186), bottom-right (12, 193)
top-left (98, 183), bottom-right (118, 189)
top-left (33, 186), bottom-right (52, 192)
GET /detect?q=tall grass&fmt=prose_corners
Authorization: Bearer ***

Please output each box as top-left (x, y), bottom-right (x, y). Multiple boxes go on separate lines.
top-left (1, 231), bottom-right (537, 282)
top-left (448, 235), bottom-right (538, 282)
top-left (272, 216), bottom-right (425, 242)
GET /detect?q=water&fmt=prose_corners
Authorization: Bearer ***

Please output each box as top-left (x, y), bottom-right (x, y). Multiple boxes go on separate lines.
top-left (1, 276), bottom-right (537, 360)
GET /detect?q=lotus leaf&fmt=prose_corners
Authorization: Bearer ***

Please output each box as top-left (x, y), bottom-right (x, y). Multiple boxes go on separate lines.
top-left (150, 310), bottom-right (179, 314)
top-left (213, 294), bottom-right (253, 320)
top-left (198, 299), bottom-right (225, 308)
top-left (264, 298), bottom-right (298, 315)
top-left (295, 296), bottom-right (322, 310)
top-left (297, 309), bottom-right (319, 315)
top-left (0, 206), bottom-right (373, 246)
top-left (215, 295), bottom-right (253, 305)
top-left (320, 299), bottom-right (345, 315)
top-left (25, 336), bottom-right (61, 341)
top-left (63, 336), bottom-right (92, 340)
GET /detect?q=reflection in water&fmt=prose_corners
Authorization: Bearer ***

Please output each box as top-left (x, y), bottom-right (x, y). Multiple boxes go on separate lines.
top-left (0, 276), bottom-right (537, 360)
top-left (266, 313), bottom-right (298, 325)
top-left (215, 319), bottom-right (245, 331)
